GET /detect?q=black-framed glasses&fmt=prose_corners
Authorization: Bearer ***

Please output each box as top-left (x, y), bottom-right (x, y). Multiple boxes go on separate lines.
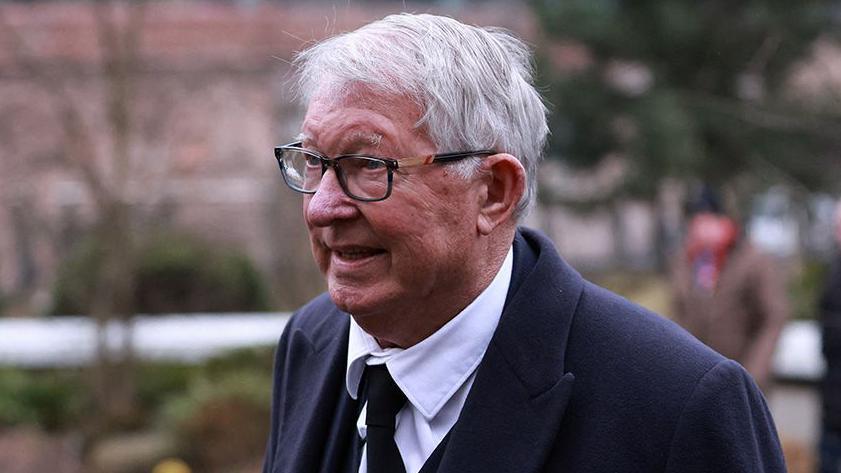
top-left (273, 141), bottom-right (497, 202)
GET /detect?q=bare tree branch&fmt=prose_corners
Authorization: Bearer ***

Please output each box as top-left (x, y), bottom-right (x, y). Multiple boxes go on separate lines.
top-left (0, 5), bottom-right (111, 209)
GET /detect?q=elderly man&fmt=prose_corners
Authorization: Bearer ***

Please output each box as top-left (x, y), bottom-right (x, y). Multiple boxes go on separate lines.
top-left (263, 13), bottom-right (785, 473)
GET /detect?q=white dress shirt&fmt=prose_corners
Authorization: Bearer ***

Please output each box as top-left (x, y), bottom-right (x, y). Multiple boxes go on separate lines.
top-left (345, 246), bottom-right (513, 473)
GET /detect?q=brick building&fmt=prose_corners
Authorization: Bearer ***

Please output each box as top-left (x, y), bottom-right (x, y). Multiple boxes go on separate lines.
top-left (0, 0), bottom-right (536, 314)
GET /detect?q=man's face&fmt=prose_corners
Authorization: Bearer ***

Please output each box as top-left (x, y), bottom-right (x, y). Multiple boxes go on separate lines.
top-left (300, 90), bottom-right (486, 340)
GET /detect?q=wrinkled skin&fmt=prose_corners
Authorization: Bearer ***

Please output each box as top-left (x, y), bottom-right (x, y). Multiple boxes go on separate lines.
top-left (300, 89), bottom-right (521, 348)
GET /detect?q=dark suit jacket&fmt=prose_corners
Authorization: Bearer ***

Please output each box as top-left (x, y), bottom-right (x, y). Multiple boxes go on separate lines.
top-left (263, 227), bottom-right (786, 473)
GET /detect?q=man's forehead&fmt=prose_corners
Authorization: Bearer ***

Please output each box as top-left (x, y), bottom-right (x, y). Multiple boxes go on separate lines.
top-left (301, 89), bottom-right (429, 152)
top-left (301, 103), bottom-right (398, 142)
top-left (307, 81), bottom-right (423, 117)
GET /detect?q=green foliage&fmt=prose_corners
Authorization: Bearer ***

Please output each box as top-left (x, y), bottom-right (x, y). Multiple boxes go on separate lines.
top-left (51, 232), bottom-right (271, 315)
top-left (0, 345), bottom-right (275, 451)
top-left (541, 70), bottom-right (620, 169)
top-left (159, 371), bottom-right (272, 431)
top-left (157, 347), bottom-right (274, 428)
top-left (0, 368), bottom-right (85, 430)
top-left (157, 347), bottom-right (274, 472)
top-left (133, 234), bottom-right (271, 314)
top-left (533, 0), bottom-right (841, 201)
top-left (136, 362), bottom-right (196, 416)
top-left (201, 345), bottom-right (276, 378)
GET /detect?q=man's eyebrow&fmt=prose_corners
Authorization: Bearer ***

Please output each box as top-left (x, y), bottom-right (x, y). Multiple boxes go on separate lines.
top-left (295, 131), bottom-right (381, 147)
top-left (347, 131), bottom-right (383, 148)
top-left (326, 132), bottom-right (386, 154)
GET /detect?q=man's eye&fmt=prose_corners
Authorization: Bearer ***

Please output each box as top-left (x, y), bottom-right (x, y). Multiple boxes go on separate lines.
top-left (363, 160), bottom-right (386, 170)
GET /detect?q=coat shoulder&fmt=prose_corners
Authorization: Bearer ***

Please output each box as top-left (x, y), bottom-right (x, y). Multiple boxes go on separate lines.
top-left (573, 281), bottom-right (724, 377)
top-left (555, 281), bottom-right (782, 471)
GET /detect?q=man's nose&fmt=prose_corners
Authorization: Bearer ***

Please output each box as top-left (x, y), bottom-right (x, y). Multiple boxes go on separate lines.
top-left (304, 169), bottom-right (360, 226)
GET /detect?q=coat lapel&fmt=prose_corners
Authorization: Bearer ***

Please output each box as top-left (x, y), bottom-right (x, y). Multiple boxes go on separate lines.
top-left (436, 229), bottom-right (583, 473)
top-left (272, 309), bottom-right (360, 473)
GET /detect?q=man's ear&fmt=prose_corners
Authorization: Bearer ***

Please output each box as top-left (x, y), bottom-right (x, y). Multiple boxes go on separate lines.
top-left (476, 153), bottom-right (526, 235)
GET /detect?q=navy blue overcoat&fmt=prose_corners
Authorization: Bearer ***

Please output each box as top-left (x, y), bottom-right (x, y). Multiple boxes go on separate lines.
top-left (263, 228), bottom-right (786, 473)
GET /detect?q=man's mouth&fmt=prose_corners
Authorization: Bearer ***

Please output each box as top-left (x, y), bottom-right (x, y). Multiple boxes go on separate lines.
top-left (328, 244), bottom-right (387, 264)
top-left (335, 248), bottom-right (385, 260)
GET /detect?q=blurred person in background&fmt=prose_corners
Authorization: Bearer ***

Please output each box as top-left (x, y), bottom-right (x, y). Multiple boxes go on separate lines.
top-left (263, 14), bottom-right (785, 473)
top-left (671, 187), bottom-right (789, 392)
top-left (818, 200), bottom-right (841, 473)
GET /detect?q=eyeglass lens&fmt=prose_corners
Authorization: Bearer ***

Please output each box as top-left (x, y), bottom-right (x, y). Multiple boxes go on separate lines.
top-left (281, 149), bottom-right (390, 200)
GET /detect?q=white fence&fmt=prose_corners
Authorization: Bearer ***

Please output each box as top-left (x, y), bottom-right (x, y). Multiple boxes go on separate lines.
top-left (0, 314), bottom-right (826, 382)
top-left (0, 313), bottom-right (290, 367)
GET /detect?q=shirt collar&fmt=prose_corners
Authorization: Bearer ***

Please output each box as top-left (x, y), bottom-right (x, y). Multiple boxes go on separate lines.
top-left (346, 246), bottom-right (513, 419)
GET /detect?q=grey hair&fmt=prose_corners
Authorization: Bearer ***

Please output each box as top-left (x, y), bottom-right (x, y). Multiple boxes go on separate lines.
top-left (292, 13), bottom-right (549, 218)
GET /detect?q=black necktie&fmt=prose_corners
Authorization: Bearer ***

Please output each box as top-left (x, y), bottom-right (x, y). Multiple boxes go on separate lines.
top-left (365, 364), bottom-right (407, 473)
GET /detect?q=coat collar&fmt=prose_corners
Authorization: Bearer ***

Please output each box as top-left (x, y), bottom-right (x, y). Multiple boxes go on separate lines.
top-left (435, 227), bottom-right (583, 473)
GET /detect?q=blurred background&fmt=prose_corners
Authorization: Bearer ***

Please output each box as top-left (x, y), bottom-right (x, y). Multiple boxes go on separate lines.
top-left (1, 0), bottom-right (840, 472)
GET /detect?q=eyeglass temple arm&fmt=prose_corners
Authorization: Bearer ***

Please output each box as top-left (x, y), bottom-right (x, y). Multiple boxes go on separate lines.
top-left (398, 150), bottom-right (496, 168)
top-left (399, 155), bottom-right (436, 167)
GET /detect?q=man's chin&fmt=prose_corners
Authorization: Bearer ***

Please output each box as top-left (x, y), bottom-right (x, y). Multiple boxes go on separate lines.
top-left (327, 285), bottom-right (377, 316)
